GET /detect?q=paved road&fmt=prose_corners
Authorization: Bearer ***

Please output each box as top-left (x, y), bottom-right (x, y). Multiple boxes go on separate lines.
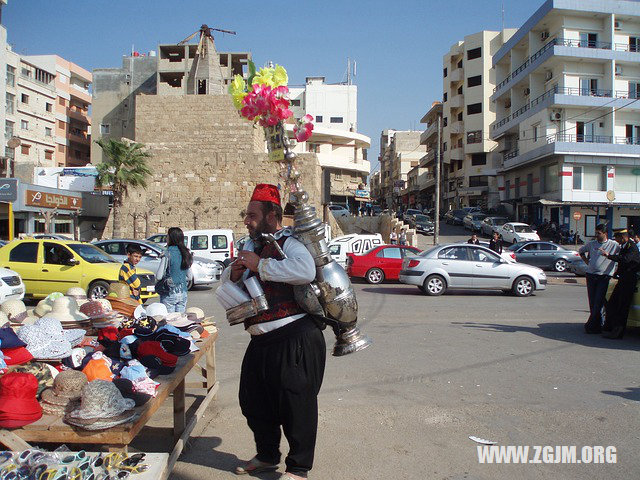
top-left (166, 273), bottom-right (639, 480)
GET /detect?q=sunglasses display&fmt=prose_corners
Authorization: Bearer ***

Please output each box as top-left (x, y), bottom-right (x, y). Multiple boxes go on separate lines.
top-left (0, 451), bottom-right (150, 480)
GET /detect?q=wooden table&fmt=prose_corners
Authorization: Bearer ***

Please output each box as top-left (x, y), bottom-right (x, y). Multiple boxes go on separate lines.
top-left (0, 329), bottom-right (219, 476)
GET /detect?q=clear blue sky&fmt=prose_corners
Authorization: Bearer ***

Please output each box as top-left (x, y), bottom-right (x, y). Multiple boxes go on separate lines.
top-left (5, 0), bottom-right (539, 173)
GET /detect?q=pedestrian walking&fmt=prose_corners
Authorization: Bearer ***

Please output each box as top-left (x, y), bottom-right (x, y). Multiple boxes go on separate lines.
top-left (157, 227), bottom-right (193, 313)
top-left (390, 230), bottom-right (398, 245)
top-left (399, 229), bottom-right (407, 246)
top-left (599, 228), bottom-right (640, 339)
top-left (579, 224), bottom-right (619, 334)
top-left (467, 233), bottom-right (480, 245)
top-left (224, 184), bottom-right (325, 480)
top-left (489, 231), bottom-right (503, 254)
top-left (119, 244), bottom-right (143, 304)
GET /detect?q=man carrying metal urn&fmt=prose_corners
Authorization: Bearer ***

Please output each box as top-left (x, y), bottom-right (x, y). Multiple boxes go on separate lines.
top-left (224, 183), bottom-right (326, 480)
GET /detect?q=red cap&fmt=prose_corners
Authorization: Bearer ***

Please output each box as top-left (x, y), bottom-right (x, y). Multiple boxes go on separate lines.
top-left (0, 372), bottom-right (42, 427)
top-left (137, 341), bottom-right (177, 367)
top-left (250, 184), bottom-right (281, 207)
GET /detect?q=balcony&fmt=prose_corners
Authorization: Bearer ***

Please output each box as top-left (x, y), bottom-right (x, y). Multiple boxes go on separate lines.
top-left (69, 130), bottom-right (90, 145)
top-left (450, 147), bottom-right (464, 161)
top-left (450, 121), bottom-right (464, 135)
top-left (420, 122), bottom-right (438, 145)
top-left (67, 107), bottom-right (90, 124)
top-left (449, 93), bottom-right (464, 109)
top-left (449, 68), bottom-right (463, 84)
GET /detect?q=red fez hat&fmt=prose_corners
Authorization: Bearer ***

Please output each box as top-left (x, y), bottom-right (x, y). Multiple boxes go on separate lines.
top-left (250, 184), bottom-right (281, 207)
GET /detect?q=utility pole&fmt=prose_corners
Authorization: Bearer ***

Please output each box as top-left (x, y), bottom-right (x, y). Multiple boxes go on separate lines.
top-left (434, 116), bottom-right (441, 245)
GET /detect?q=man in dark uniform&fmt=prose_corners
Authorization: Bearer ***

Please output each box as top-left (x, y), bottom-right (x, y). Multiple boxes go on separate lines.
top-left (224, 184), bottom-right (326, 480)
top-left (599, 228), bottom-right (640, 339)
top-left (467, 233), bottom-right (480, 245)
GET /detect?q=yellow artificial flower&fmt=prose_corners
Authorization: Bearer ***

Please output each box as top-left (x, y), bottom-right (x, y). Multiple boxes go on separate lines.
top-left (229, 75), bottom-right (247, 109)
top-left (252, 67), bottom-right (275, 87)
top-left (272, 65), bottom-right (288, 87)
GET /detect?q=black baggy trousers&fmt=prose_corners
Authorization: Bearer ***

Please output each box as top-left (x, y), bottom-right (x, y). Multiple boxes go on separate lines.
top-left (604, 275), bottom-right (636, 333)
top-left (239, 316), bottom-right (326, 477)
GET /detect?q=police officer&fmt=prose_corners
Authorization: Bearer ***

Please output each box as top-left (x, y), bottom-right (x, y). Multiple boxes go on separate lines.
top-left (599, 228), bottom-right (640, 339)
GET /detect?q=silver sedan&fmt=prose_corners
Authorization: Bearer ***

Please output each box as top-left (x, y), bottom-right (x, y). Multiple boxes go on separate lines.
top-left (399, 243), bottom-right (547, 297)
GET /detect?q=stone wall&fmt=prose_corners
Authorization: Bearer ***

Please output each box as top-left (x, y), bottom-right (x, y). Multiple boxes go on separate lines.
top-left (101, 94), bottom-right (322, 239)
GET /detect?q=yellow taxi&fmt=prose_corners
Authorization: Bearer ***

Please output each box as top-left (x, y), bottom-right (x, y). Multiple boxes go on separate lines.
top-left (0, 239), bottom-right (157, 301)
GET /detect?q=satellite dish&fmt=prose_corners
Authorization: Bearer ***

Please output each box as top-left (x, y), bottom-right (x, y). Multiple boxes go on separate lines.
top-left (7, 137), bottom-right (20, 149)
top-left (606, 190), bottom-right (616, 202)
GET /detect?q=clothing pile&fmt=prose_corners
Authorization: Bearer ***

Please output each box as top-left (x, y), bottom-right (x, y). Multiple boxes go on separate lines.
top-left (0, 288), bottom-right (214, 431)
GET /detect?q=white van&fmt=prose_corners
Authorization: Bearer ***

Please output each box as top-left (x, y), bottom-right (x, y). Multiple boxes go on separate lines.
top-left (328, 233), bottom-right (384, 268)
top-left (182, 229), bottom-right (236, 266)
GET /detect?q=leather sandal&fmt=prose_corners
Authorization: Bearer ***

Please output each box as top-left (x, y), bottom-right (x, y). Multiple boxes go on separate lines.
top-left (235, 456), bottom-right (279, 475)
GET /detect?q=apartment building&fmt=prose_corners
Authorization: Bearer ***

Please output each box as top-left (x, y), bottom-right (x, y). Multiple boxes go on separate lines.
top-left (442, 29), bottom-right (517, 210)
top-left (490, 0), bottom-right (640, 237)
top-left (418, 101), bottom-right (443, 210)
top-left (377, 130), bottom-right (425, 210)
top-left (370, 170), bottom-right (381, 202)
top-left (23, 55), bottom-right (92, 167)
top-left (286, 76), bottom-right (370, 209)
top-left (6, 52), bottom-right (57, 180)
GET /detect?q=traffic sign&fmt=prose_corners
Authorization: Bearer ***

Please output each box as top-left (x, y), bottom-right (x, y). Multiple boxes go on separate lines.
top-left (573, 211), bottom-right (582, 221)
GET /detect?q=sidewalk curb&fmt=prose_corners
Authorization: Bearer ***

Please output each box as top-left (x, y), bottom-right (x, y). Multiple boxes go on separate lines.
top-left (547, 276), bottom-right (586, 286)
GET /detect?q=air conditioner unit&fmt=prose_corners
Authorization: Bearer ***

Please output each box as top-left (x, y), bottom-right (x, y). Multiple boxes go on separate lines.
top-left (615, 65), bottom-right (623, 76)
top-left (550, 112), bottom-right (562, 121)
top-left (540, 31), bottom-right (550, 41)
top-left (523, 87), bottom-right (531, 96)
top-left (545, 71), bottom-right (553, 81)
top-left (614, 20), bottom-right (621, 30)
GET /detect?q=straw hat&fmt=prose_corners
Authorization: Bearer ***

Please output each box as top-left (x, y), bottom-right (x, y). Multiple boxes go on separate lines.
top-left (66, 287), bottom-right (88, 306)
top-left (49, 297), bottom-right (90, 327)
top-left (40, 370), bottom-right (88, 413)
top-left (33, 299), bottom-right (53, 318)
top-left (108, 282), bottom-right (132, 299)
top-left (0, 311), bottom-right (8, 327)
top-left (1, 299), bottom-right (28, 324)
top-left (146, 303), bottom-right (168, 321)
top-left (65, 380), bottom-right (136, 428)
top-left (186, 307), bottom-right (205, 322)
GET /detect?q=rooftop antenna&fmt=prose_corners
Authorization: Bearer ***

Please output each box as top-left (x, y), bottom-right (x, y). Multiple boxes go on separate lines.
top-left (347, 57), bottom-right (351, 85)
top-left (501, 0), bottom-right (505, 31)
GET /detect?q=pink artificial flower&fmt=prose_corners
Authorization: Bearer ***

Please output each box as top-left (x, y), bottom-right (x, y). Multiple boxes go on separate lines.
top-left (294, 114), bottom-right (314, 142)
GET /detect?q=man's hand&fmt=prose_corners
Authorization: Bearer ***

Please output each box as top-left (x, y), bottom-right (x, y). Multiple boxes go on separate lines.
top-left (598, 248), bottom-right (608, 258)
top-left (132, 288), bottom-right (140, 297)
top-left (230, 259), bottom-right (247, 282)
top-left (236, 251), bottom-right (261, 273)
top-left (580, 254), bottom-right (589, 265)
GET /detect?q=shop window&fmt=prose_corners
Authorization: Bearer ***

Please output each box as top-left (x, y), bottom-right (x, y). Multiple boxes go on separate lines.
top-left (467, 47), bottom-right (482, 60)
top-left (54, 223), bottom-right (71, 234)
top-left (9, 243), bottom-right (38, 263)
top-left (191, 235), bottom-right (208, 250)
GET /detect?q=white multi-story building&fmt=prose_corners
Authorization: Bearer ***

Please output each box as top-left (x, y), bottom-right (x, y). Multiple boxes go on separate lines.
top-left (286, 76), bottom-right (370, 210)
top-left (442, 29), bottom-right (517, 211)
top-left (490, 0), bottom-right (640, 237)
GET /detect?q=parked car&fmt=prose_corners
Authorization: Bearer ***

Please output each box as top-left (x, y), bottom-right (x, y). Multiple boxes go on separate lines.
top-left (463, 213), bottom-right (488, 232)
top-left (0, 239), bottom-right (156, 300)
top-left (32, 234), bottom-right (71, 240)
top-left (146, 234), bottom-right (167, 245)
top-left (481, 216), bottom-right (509, 237)
top-left (403, 209), bottom-right (422, 223)
top-left (507, 241), bottom-right (581, 272)
top-left (329, 234), bottom-right (384, 269)
top-left (147, 229), bottom-right (236, 264)
top-left (497, 223), bottom-right (540, 244)
top-left (444, 209), bottom-right (467, 225)
top-left (410, 214), bottom-right (434, 235)
top-left (399, 243), bottom-right (547, 297)
top-left (604, 279), bottom-right (640, 328)
top-left (94, 239), bottom-right (222, 290)
top-left (0, 267), bottom-right (25, 303)
top-left (328, 205), bottom-right (350, 218)
top-left (346, 244), bottom-right (421, 284)
top-left (567, 256), bottom-right (587, 276)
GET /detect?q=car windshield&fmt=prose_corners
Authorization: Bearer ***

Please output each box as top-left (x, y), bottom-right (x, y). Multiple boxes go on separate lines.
top-left (407, 210), bottom-right (421, 215)
top-left (68, 244), bottom-right (118, 264)
top-left (415, 215), bottom-right (430, 222)
top-left (514, 225), bottom-right (534, 233)
top-left (508, 242), bottom-right (526, 251)
top-left (472, 214), bottom-right (486, 220)
top-left (493, 218), bottom-right (508, 225)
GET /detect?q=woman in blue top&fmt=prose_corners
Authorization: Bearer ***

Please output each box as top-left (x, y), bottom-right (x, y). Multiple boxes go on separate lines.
top-left (158, 227), bottom-right (193, 312)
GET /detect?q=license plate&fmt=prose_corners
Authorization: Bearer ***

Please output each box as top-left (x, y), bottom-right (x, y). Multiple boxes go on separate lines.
top-left (146, 286), bottom-right (155, 293)
top-left (12, 287), bottom-right (23, 294)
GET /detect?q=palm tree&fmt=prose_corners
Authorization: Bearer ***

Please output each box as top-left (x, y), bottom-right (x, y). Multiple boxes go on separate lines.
top-left (95, 138), bottom-right (152, 238)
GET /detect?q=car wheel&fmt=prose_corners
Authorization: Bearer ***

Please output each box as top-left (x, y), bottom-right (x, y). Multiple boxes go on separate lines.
top-left (366, 268), bottom-right (385, 285)
top-left (187, 278), bottom-right (194, 290)
top-left (88, 280), bottom-right (110, 300)
top-left (512, 276), bottom-right (534, 297)
top-left (554, 259), bottom-right (567, 272)
top-left (423, 275), bottom-right (446, 296)
top-left (418, 285), bottom-right (426, 293)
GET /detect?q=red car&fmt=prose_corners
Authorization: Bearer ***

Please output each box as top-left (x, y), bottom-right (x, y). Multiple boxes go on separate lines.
top-left (346, 245), bottom-right (422, 284)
